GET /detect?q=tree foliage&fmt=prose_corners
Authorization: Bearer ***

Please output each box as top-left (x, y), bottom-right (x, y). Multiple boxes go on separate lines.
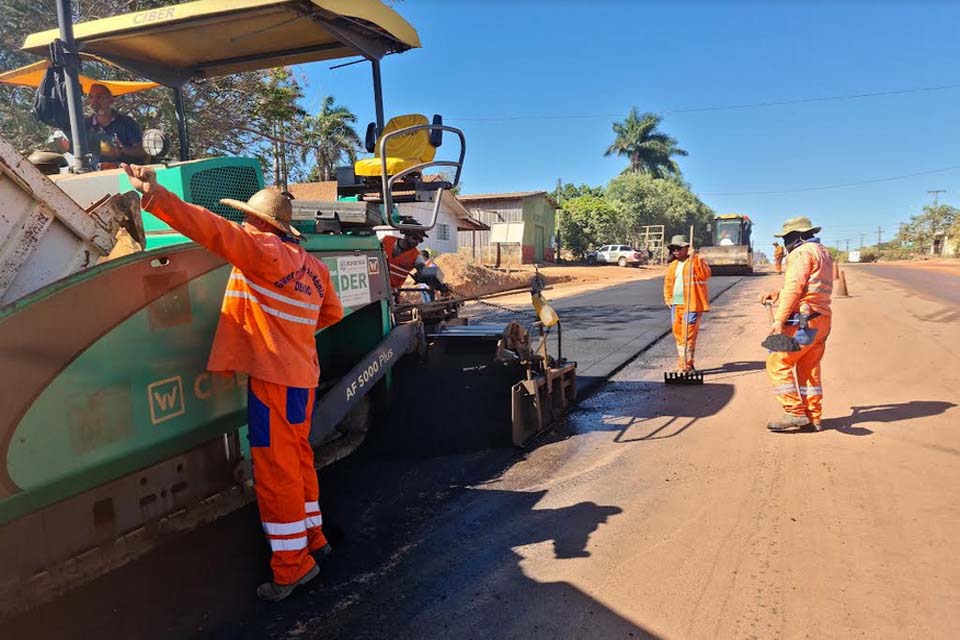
top-left (302, 96), bottom-right (362, 183)
top-left (896, 204), bottom-right (960, 255)
top-left (559, 194), bottom-right (622, 257)
top-left (604, 108), bottom-right (687, 178)
top-left (0, 0), bottom-right (361, 187)
top-left (606, 172), bottom-right (714, 246)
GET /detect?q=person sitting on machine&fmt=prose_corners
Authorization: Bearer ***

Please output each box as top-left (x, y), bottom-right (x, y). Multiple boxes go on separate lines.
top-left (382, 219), bottom-right (428, 292)
top-left (87, 83), bottom-right (147, 166)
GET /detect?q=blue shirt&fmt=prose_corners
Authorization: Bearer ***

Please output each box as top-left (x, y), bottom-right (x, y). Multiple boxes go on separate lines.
top-left (89, 110), bottom-right (143, 163)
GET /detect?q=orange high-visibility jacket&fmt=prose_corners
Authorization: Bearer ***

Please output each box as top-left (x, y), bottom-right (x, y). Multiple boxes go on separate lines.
top-left (663, 253), bottom-right (712, 311)
top-left (775, 240), bottom-right (833, 323)
top-left (143, 187), bottom-right (344, 388)
top-left (773, 245), bottom-right (785, 260)
top-left (382, 235), bottom-right (420, 289)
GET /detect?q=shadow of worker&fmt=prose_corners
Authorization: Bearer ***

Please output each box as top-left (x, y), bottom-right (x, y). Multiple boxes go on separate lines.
top-left (336, 489), bottom-right (660, 640)
top-left (824, 400), bottom-right (958, 436)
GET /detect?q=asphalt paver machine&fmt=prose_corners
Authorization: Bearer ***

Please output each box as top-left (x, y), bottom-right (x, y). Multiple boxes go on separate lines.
top-left (0, 0), bottom-right (576, 618)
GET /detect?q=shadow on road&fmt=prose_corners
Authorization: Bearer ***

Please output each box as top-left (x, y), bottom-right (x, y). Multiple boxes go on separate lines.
top-left (830, 401), bottom-right (958, 435)
top-left (775, 400), bottom-right (959, 436)
top-left (295, 488), bottom-right (659, 640)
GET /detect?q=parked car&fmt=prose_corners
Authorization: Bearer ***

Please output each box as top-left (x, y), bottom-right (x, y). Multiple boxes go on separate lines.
top-left (585, 244), bottom-right (650, 267)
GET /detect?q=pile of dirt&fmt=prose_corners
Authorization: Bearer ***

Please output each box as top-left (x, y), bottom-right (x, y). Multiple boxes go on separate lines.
top-left (434, 254), bottom-right (572, 299)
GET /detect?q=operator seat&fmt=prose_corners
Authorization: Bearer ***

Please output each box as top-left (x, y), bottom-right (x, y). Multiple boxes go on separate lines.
top-left (353, 113), bottom-right (442, 178)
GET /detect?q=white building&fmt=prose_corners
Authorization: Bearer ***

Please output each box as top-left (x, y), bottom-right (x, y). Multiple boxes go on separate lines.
top-left (287, 182), bottom-right (485, 256)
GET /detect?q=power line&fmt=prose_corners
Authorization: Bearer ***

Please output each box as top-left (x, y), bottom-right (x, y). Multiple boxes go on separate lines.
top-left (701, 164), bottom-right (960, 196)
top-left (448, 82), bottom-right (960, 123)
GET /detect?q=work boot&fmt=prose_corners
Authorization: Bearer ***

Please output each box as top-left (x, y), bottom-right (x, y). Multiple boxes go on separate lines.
top-left (256, 563), bottom-right (319, 602)
top-left (311, 542), bottom-right (333, 560)
top-left (767, 414), bottom-right (812, 432)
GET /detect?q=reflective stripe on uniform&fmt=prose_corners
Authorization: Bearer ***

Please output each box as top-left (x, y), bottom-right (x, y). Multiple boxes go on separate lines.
top-left (773, 384), bottom-right (796, 394)
top-left (305, 501), bottom-right (319, 513)
top-left (799, 386), bottom-right (823, 396)
top-left (305, 515), bottom-right (322, 529)
top-left (269, 536), bottom-right (308, 552)
top-left (230, 273), bottom-right (320, 310)
top-left (223, 290), bottom-right (314, 325)
top-left (263, 520), bottom-right (306, 536)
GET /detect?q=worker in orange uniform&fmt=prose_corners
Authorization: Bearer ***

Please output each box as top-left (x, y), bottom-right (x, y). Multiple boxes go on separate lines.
top-left (663, 234), bottom-right (712, 372)
top-left (760, 217), bottom-right (833, 432)
top-left (122, 164), bottom-right (344, 601)
top-left (772, 241), bottom-right (785, 274)
top-left (382, 223), bottom-right (427, 290)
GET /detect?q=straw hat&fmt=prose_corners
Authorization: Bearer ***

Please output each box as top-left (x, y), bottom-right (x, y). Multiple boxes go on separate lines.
top-left (773, 216), bottom-right (820, 238)
top-left (221, 189), bottom-right (300, 237)
top-left (667, 234), bottom-right (690, 249)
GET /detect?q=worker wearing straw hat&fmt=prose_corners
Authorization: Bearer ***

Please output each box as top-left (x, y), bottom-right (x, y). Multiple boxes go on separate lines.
top-left (760, 216), bottom-right (834, 431)
top-left (123, 164), bottom-right (344, 601)
top-left (663, 234), bottom-right (712, 372)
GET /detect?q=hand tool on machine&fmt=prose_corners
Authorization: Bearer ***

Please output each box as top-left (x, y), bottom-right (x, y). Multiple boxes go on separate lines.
top-left (665, 225), bottom-right (704, 385)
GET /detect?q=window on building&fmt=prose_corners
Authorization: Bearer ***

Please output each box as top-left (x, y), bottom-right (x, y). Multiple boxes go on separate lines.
top-left (437, 223), bottom-right (450, 241)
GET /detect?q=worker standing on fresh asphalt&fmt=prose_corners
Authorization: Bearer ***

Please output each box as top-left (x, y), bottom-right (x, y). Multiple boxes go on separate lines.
top-left (663, 234), bottom-right (712, 372)
top-left (122, 164), bottom-right (344, 601)
top-left (760, 216), bottom-right (834, 432)
top-left (773, 241), bottom-right (785, 274)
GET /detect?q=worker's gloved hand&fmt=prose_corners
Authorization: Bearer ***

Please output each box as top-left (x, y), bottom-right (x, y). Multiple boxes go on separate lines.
top-left (122, 163), bottom-right (158, 194)
top-left (759, 290), bottom-right (780, 305)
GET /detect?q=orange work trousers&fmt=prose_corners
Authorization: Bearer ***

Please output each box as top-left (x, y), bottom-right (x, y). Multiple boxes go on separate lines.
top-left (765, 314), bottom-right (831, 424)
top-left (248, 377), bottom-right (326, 585)
top-left (671, 305), bottom-right (701, 370)
top-left (775, 259), bottom-right (783, 274)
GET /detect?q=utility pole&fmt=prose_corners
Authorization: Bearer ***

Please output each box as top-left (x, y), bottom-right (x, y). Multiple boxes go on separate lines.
top-left (836, 240), bottom-right (841, 252)
top-left (859, 234), bottom-right (865, 249)
top-left (877, 225), bottom-right (883, 245)
top-left (928, 189), bottom-right (946, 207)
top-left (555, 177), bottom-right (562, 262)
top-left (845, 239), bottom-right (850, 253)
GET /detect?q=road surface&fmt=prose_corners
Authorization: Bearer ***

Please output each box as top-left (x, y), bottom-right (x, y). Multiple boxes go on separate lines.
top-left (5, 266), bottom-right (958, 639)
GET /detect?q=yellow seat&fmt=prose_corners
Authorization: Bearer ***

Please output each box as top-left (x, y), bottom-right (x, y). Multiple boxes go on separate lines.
top-left (354, 114), bottom-right (436, 178)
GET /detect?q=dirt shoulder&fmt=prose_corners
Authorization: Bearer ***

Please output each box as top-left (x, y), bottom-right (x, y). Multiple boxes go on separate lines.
top-left (868, 258), bottom-right (960, 274)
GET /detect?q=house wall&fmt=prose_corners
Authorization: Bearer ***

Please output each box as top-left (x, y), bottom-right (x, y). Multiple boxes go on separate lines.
top-left (398, 200), bottom-right (459, 255)
top-left (521, 195), bottom-right (556, 262)
top-left (459, 196), bottom-right (558, 263)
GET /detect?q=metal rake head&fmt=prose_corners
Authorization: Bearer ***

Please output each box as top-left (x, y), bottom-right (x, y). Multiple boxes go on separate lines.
top-left (663, 370), bottom-right (704, 385)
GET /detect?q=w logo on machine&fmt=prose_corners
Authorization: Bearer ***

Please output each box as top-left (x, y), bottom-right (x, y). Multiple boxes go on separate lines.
top-left (148, 376), bottom-right (186, 424)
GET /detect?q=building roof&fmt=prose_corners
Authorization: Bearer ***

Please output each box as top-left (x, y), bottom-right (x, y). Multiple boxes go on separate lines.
top-left (458, 191), bottom-right (559, 209)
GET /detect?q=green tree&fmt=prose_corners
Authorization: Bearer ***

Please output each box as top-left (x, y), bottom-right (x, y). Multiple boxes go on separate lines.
top-left (559, 194), bottom-right (623, 258)
top-left (301, 96), bottom-right (361, 182)
top-left (604, 109), bottom-right (687, 178)
top-left (896, 204), bottom-right (960, 255)
top-left (0, 0), bottom-right (309, 184)
top-left (606, 172), bottom-right (713, 246)
top-left (555, 182), bottom-right (605, 203)
top-left (251, 67), bottom-right (306, 188)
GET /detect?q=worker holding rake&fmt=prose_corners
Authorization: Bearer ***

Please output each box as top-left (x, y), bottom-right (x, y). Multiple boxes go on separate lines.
top-left (663, 233), bottom-right (712, 374)
top-left (760, 216), bottom-right (833, 432)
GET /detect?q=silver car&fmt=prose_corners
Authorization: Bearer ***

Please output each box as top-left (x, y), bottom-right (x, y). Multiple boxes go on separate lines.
top-left (586, 244), bottom-right (648, 267)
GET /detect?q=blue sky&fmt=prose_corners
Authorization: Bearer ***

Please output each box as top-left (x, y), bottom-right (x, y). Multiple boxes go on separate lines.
top-left (300, 1), bottom-right (960, 249)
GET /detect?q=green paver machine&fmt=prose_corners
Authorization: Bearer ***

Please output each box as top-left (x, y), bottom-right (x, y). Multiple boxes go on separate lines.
top-left (0, 0), bottom-right (576, 619)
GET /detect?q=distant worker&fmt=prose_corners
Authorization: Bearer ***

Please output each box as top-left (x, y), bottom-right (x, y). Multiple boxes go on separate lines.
top-left (122, 163), bottom-right (344, 601)
top-left (719, 232), bottom-right (734, 246)
top-left (88, 83), bottom-right (148, 166)
top-left (663, 234), bottom-right (712, 372)
top-left (760, 217), bottom-right (833, 432)
top-left (772, 241), bottom-right (785, 275)
top-left (382, 220), bottom-right (428, 290)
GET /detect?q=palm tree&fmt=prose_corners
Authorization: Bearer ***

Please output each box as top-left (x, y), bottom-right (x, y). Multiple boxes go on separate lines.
top-left (604, 108), bottom-right (687, 178)
top-left (301, 95), bottom-right (362, 182)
